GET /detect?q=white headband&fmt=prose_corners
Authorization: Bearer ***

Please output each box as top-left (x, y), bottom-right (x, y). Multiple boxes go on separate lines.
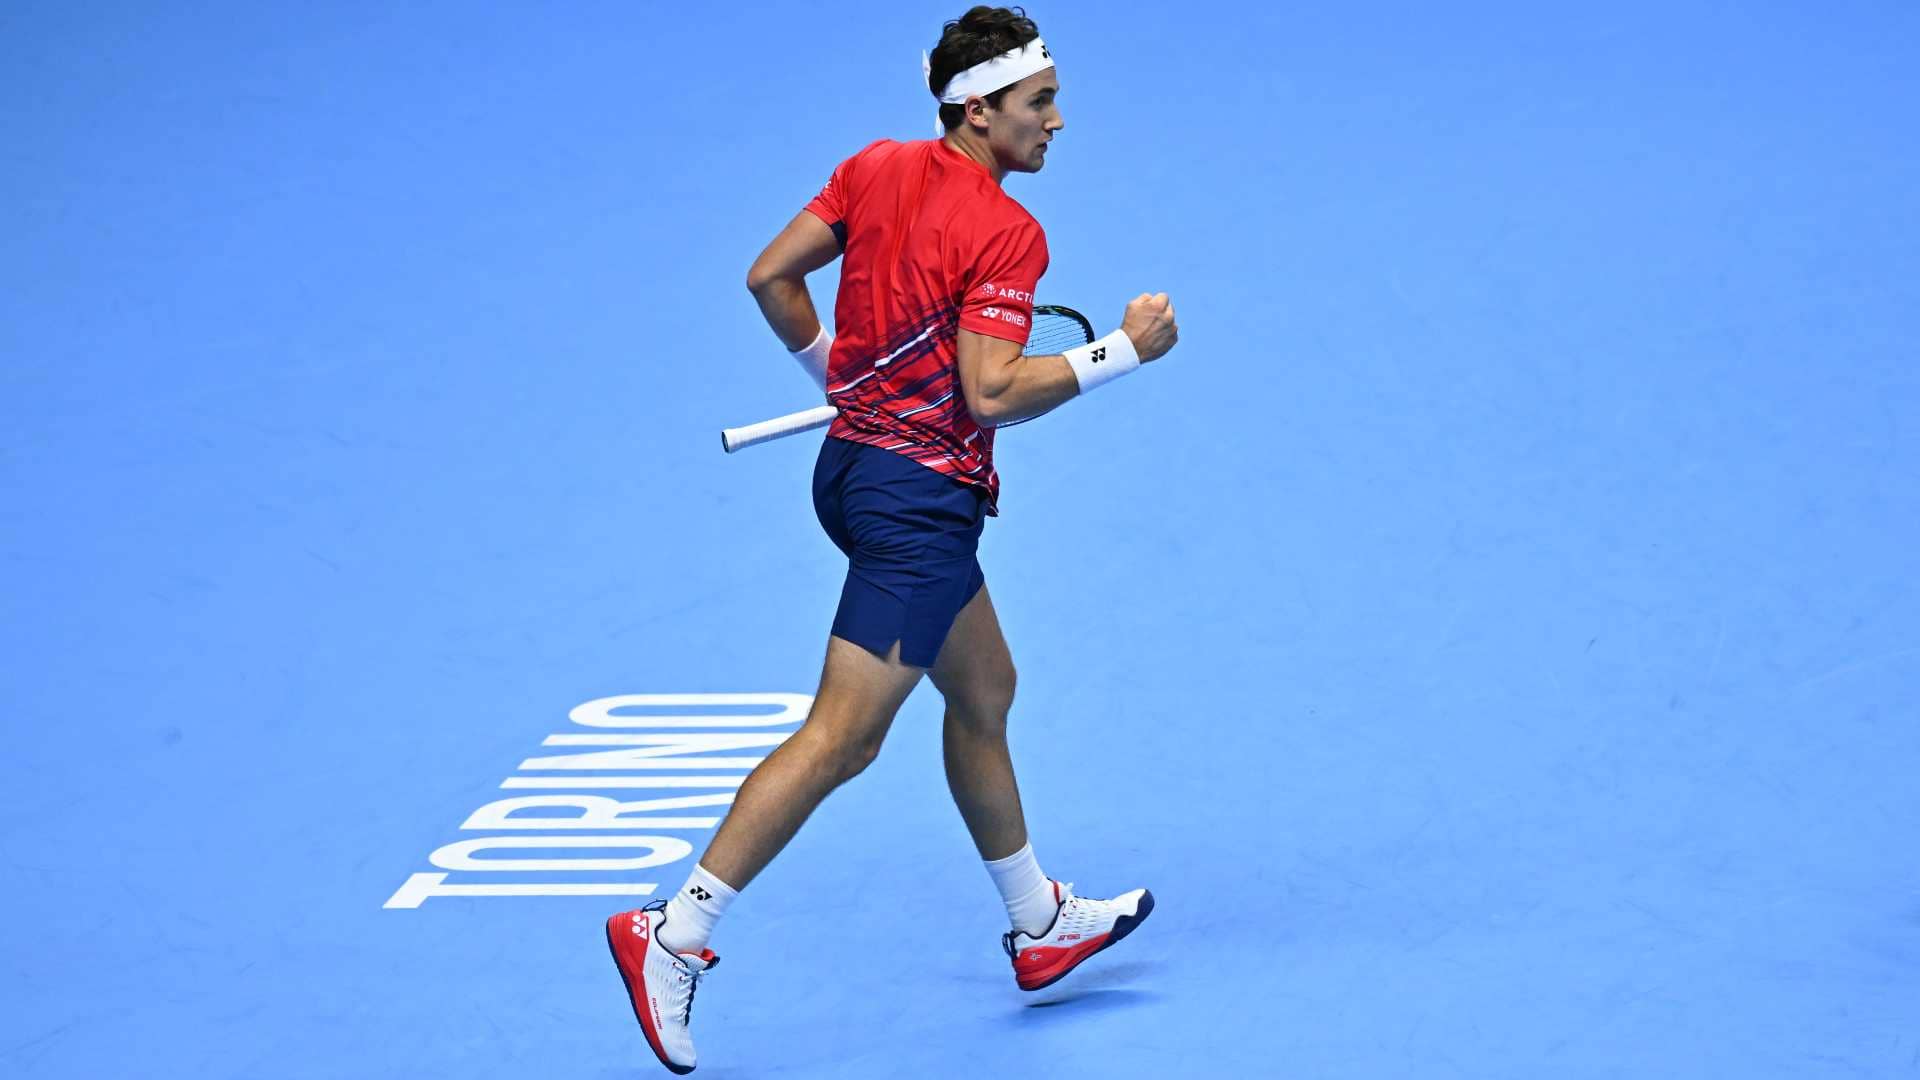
top-left (926, 38), bottom-right (1053, 105)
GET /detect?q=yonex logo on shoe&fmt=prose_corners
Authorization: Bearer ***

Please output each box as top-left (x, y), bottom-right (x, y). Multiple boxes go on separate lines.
top-left (689, 886), bottom-right (713, 901)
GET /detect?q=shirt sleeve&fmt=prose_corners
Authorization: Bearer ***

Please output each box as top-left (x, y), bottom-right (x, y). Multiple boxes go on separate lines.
top-left (803, 140), bottom-right (889, 252)
top-left (958, 218), bottom-right (1050, 343)
top-left (802, 160), bottom-right (850, 250)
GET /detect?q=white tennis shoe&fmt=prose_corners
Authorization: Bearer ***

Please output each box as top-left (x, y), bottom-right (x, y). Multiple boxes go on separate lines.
top-left (606, 901), bottom-right (718, 1074)
top-left (1003, 880), bottom-right (1155, 991)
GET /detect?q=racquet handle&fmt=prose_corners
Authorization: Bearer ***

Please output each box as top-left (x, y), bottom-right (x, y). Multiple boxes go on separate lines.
top-left (720, 404), bottom-right (838, 453)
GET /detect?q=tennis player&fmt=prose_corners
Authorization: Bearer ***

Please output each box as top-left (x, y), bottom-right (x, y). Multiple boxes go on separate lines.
top-left (607, 7), bottom-right (1178, 1072)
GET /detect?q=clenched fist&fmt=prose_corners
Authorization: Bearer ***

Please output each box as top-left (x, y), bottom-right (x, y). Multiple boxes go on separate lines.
top-left (1121, 292), bottom-right (1179, 363)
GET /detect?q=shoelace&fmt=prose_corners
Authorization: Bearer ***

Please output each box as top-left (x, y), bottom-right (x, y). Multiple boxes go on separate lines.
top-left (671, 958), bottom-right (710, 1026)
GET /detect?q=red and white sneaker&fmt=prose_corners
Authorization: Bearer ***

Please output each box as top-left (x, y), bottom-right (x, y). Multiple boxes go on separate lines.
top-left (1003, 880), bottom-right (1155, 991)
top-left (606, 901), bottom-right (718, 1075)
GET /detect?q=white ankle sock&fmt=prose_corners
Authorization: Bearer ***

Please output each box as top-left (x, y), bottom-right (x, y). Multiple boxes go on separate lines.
top-left (659, 863), bottom-right (738, 954)
top-left (984, 842), bottom-right (1058, 937)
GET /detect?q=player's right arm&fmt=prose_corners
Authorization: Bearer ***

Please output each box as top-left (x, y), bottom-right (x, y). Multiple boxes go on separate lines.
top-left (746, 211), bottom-right (842, 351)
top-left (957, 292), bottom-right (1179, 427)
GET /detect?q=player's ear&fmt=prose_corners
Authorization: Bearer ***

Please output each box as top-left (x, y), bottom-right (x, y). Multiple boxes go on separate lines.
top-left (966, 96), bottom-right (992, 131)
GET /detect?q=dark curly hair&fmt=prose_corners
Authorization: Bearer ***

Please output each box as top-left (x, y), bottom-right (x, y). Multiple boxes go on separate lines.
top-left (928, 6), bottom-right (1043, 132)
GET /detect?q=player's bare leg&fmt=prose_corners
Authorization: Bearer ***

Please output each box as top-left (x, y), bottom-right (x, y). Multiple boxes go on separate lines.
top-left (930, 583), bottom-right (1028, 861)
top-left (929, 582), bottom-right (1155, 991)
top-left (700, 635), bottom-right (925, 888)
top-left (605, 634), bottom-right (923, 1073)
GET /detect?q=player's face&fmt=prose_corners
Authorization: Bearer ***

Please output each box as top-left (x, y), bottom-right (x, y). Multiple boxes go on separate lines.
top-left (987, 69), bottom-right (1062, 173)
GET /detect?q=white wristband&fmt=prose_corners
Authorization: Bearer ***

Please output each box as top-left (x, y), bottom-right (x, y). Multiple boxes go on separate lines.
top-left (791, 327), bottom-right (832, 392)
top-left (1063, 329), bottom-right (1140, 394)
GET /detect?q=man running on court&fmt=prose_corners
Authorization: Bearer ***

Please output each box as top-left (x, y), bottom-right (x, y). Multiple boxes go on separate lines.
top-left (607, 7), bottom-right (1179, 1072)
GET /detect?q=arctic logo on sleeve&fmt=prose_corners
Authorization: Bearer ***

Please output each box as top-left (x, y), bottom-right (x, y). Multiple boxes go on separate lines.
top-left (976, 283), bottom-right (1031, 304)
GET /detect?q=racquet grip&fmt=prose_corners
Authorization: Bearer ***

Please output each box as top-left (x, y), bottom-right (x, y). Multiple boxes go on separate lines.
top-left (720, 404), bottom-right (838, 453)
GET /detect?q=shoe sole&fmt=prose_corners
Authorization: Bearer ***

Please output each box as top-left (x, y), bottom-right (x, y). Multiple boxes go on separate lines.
top-left (605, 915), bottom-right (695, 1075)
top-left (1019, 889), bottom-right (1156, 992)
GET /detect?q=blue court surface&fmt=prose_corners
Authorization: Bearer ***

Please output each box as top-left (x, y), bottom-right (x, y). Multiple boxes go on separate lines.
top-left (5, 3), bottom-right (1918, 1077)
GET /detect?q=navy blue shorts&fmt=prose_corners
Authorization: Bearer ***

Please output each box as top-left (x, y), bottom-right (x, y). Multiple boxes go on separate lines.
top-left (812, 437), bottom-right (988, 668)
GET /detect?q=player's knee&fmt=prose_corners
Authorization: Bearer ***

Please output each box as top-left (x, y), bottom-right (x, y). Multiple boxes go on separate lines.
top-left (946, 662), bottom-right (1016, 732)
top-left (833, 731), bottom-right (887, 781)
top-left (793, 707), bottom-right (889, 785)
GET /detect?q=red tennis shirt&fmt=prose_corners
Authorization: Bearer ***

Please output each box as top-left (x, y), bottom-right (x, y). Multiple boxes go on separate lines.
top-left (803, 138), bottom-right (1050, 515)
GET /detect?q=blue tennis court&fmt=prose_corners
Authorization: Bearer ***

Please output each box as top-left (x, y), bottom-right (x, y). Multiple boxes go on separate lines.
top-left (5, 2), bottom-right (1917, 1076)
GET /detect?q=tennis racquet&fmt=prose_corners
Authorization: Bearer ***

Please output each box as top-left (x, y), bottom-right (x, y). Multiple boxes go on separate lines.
top-left (720, 304), bottom-right (1095, 453)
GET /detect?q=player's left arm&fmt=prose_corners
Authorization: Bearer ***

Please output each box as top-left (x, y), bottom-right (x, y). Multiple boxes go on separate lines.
top-left (746, 211), bottom-right (841, 350)
top-left (956, 330), bottom-right (1081, 427)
